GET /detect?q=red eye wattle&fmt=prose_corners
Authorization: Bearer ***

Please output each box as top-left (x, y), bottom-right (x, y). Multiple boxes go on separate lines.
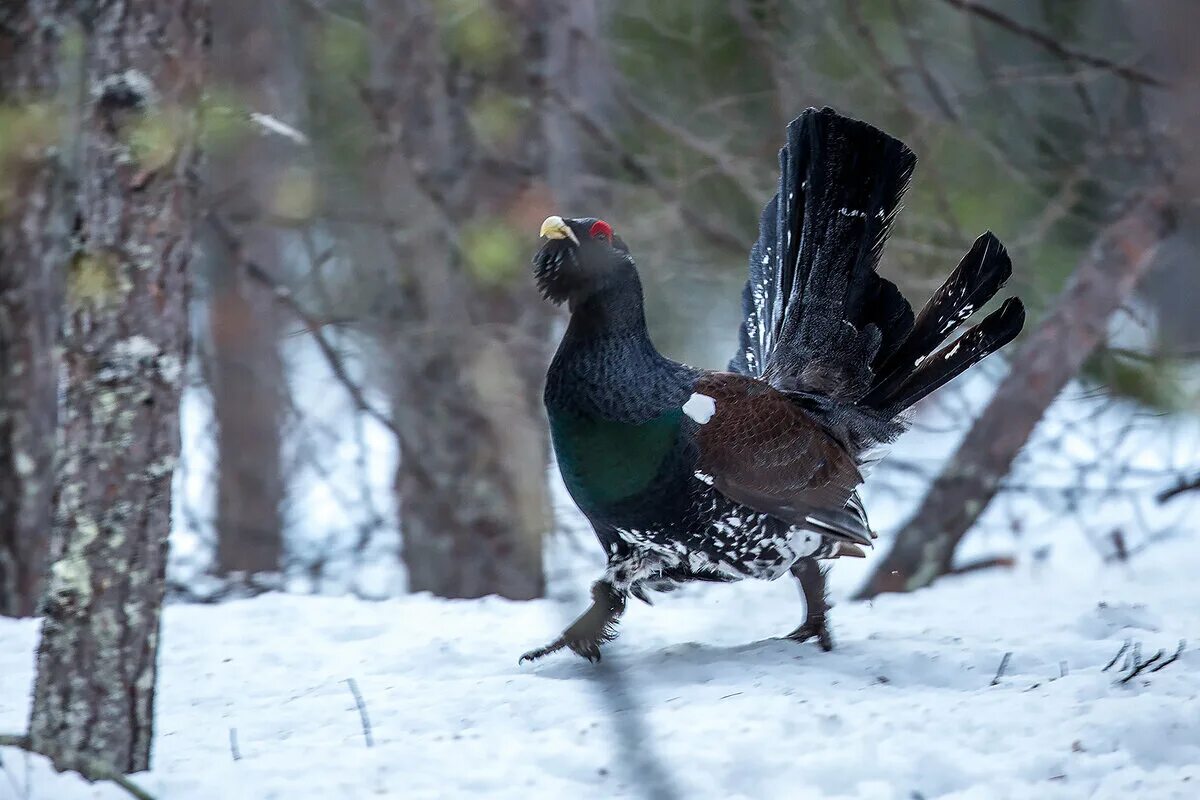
top-left (589, 220), bottom-right (613, 240)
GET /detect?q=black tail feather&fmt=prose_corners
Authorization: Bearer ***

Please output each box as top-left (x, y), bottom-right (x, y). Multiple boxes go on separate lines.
top-left (876, 297), bottom-right (1026, 414)
top-left (863, 232), bottom-right (1013, 409)
top-left (729, 109), bottom-right (1025, 447)
top-left (730, 107), bottom-right (916, 398)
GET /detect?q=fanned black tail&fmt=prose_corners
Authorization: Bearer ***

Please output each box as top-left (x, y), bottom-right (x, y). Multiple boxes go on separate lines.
top-left (861, 233), bottom-right (1025, 414)
top-left (730, 108), bottom-right (1024, 446)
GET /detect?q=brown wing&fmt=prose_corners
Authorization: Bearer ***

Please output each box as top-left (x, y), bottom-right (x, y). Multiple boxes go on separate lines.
top-left (691, 372), bottom-right (869, 545)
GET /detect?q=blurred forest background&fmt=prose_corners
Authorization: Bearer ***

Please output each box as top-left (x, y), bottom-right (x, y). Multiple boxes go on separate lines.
top-left (178, 0), bottom-right (1200, 601)
top-left (2, 0), bottom-right (1200, 777)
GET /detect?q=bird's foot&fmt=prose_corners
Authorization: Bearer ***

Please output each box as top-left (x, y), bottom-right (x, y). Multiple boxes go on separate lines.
top-left (785, 615), bottom-right (834, 652)
top-left (520, 581), bottom-right (626, 664)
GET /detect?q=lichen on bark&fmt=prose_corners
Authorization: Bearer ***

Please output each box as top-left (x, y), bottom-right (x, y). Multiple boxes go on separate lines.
top-left (0, 0), bottom-right (68, 618)
top-left (28, 0), bottom-right (209, 776)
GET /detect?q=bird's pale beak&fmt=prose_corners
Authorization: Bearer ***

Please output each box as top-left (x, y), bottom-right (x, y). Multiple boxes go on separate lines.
top-left (539, 215), bottom-right (579, 245)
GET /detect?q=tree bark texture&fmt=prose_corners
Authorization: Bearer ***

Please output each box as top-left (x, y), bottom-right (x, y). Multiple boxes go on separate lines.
top-left (367, 0), bottom-right (602, 599)
top-left (208, 0), bottom-right (299, 579)
top-left (29, 0), bottom-right (207, 775)
top-left (0, 1), bottom-right (67, 617)
top-left (856, 190), bottom-right (1175, 599)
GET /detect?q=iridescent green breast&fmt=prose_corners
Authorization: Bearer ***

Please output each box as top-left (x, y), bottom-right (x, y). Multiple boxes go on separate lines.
top-left (549, 408), bottom-right (683, 511)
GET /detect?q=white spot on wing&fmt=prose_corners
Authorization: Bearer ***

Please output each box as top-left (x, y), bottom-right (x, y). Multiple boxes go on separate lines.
top-left (683, 393), bottom-right (717, 424)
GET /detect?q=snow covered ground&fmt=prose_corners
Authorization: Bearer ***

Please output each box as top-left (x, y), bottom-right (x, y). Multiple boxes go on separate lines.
top-left (3, 351), bottom-right (1199, 799)
top-left (2, 528), bottom-right (1199, 799)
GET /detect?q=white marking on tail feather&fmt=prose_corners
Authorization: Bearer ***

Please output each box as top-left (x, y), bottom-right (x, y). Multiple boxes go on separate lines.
top-left (683, 393), bottom-right (717, 424)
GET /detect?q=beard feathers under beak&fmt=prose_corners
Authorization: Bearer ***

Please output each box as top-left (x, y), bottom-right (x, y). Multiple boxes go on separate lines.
top-left (532, 238), bottom-right (577, 304)
top-left (539, 215), bottom-right (580, 246)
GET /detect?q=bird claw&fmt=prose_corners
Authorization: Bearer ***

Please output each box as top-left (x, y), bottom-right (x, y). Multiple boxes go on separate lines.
top-left (785, 617), bottom-right (834, 652)
top-left (519, 636), bottom-right (603, 664)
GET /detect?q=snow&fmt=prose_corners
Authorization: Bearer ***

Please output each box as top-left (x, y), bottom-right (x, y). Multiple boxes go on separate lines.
top-left (3, 531), bottom-right (1199, 799)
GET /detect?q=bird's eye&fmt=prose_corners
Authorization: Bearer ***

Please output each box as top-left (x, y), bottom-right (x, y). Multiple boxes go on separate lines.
top-left (589, 220), bottom-right (613, 241)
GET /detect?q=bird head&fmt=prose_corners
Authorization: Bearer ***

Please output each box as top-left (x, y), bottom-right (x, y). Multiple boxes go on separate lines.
top-left (532, 215), bottom-right (633, 306)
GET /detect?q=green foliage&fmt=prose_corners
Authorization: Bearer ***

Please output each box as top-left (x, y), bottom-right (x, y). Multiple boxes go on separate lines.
top-left (198, 86), bottom-right (254, 156)
top-left (318, 16), bottom-right (369, 81)
top-left (434, 0), bottom-right (513, 68)
top-left (0, 102), bottom-right (59, 162)
top-left (468, 89), bottom-right (525, 152)
top-left (125, 108), bottom-right (187, 171)
top-left (1086, 350), bottom-right (1184, 411)
top-left (463, 219), bottom-right (524, 287)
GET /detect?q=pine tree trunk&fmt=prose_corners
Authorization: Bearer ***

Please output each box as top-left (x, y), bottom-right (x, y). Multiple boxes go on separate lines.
top-left (0, 1), bottom-right (66, 618)
top-left (29, 0), bottom-right (207, 775)
top-left (208, 0), bottom-right (297, 581)
top-left (855, 190), bottom-right (1174, 600)
top-left (365, 0), bottom-right (607, 599)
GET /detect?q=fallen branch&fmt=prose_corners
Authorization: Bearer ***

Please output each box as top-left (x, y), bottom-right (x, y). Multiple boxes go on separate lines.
top-left (0, 734), bottom-right (156, 800)
top-left (1157, 474), bottom-right (1200, 504)
top-left (948, 556), bottom-right (1016, 576)
top-left (1117, 640), bottom-right (1186, 685)
top-left (1102, 640), bottom-right (1130, 672)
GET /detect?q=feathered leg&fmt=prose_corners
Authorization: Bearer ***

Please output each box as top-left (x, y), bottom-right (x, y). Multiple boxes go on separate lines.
top-left (785, 558), bottom-right (833, 651)
top-left (520, 580), bottom-right (626, 663)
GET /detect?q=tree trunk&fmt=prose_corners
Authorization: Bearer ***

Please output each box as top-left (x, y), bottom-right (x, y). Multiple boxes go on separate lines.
top-left (207, 0), bottom-right (298, 581)
top-left (856, 190), bottom-right (1174, 600)
top-left (29, 0), bottom-right (207, 775)
top-left (366, 0), bottom-right (603, 599)
top-left (0, 1), bottom-right (67, 617)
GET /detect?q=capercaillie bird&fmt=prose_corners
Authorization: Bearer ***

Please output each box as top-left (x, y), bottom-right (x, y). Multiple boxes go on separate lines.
top-left (521, 108), bottom-right (1025, 663)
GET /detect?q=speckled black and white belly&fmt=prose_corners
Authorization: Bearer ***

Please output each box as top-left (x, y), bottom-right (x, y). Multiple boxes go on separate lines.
top-left (599, 477), bottom-right (835, 591)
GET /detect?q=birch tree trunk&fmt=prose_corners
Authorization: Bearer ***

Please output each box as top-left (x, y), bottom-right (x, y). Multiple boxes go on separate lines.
top-left (0, 0), bottom-right (67, 617)
top-left (29, 0), bottom-right (207, 774)
top-left (856, 190), bottom-right (1174, 600)
top-left (366, 0), bottom-right (604, 599)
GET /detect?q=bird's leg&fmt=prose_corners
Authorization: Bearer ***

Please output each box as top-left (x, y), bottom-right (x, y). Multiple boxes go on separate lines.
top-left (784, 557), bottom-right (834, 651)
top-left (520, 580), bottom-right (627, 663)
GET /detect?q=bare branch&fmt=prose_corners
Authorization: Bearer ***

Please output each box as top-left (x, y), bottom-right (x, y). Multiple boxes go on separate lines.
top-left (936, 0), bottom-right (1168, 88)
top-left (206, 212), bottom-right (403, 444)
top-left (548, 88), bottom-right (747, 255)
top-left (1157, 474), bottom-right (1200, 503)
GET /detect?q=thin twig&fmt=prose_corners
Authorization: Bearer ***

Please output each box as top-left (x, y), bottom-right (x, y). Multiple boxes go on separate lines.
top-left (990, 652), bottom-right (1013, 686)
top-left (343, 678), bottom-right (375, 747)
top-left (1157, 474), bottom-right (1200, 504)
top-left (1149, 640), bottom-right (1186, 673)
top-left (207, 212), bottom-right (403, 445)
top-left (0, 734), bottom-right (156, 800)
top-left (1118, 649), bottom-right (1165, 684)
top-left (548, 87), bottom-right (747, 255)
top-left (936, 0), bottom-right (1167, 88)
